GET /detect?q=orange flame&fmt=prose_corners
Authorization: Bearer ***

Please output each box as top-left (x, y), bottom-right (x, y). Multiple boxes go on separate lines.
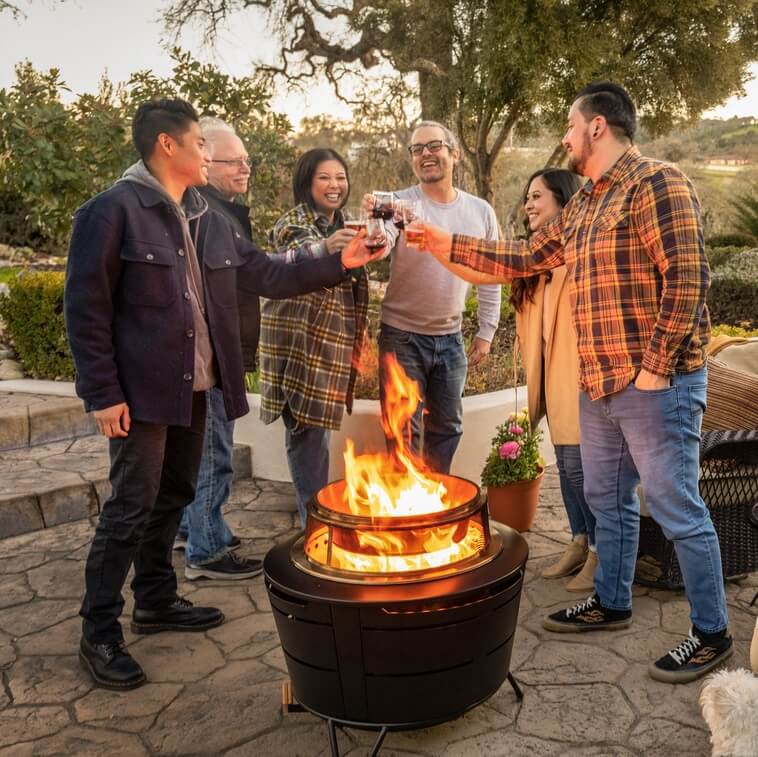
top-left (332, 354), bottom-right (483, 573)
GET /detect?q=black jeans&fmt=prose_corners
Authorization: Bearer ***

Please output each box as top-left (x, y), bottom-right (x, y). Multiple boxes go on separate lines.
top-left (80, 392), bottom-right (206, 643)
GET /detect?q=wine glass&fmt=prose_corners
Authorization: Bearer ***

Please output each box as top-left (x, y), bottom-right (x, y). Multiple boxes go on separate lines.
top-left (401, 200), bottom-right (426, 248)
top-left (365, 215), bottom-right (387, 250)
top-left (343, 207), bottom-right (368, 233)
top-left (372, 191), bottom-right (396, 221)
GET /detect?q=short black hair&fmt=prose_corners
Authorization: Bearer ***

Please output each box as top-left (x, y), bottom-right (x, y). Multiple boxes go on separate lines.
top-left (574, 82), bottom-right (636, 142)
top-left (132, 98), bottom-right (199, 161)
top-left (292, 148), bottom-right (350, 210)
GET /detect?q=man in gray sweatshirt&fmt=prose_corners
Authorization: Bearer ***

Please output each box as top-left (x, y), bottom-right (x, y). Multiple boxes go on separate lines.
top-left (377, 120), bottom-right (501, 473)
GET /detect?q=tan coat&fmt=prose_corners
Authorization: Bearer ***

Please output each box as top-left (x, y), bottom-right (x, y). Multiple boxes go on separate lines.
top-left (515, 267), bottom-right (581, 445)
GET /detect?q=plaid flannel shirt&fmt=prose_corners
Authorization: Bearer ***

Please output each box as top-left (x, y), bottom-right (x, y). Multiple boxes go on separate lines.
top-left (450, 147), bottom-right (711, 399)
top-left (259, 203), bottom-right (369, 430)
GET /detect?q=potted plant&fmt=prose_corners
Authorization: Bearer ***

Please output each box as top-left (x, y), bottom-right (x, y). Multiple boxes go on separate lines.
top-left (481, 409), bottom-right (544, 532)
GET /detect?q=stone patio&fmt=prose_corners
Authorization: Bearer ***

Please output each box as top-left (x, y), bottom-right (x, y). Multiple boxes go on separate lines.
top-left (1, 467), bottom-right (756, 756)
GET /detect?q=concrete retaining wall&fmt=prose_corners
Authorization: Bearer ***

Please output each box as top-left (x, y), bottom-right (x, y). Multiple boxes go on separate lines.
top-left (234, 387), bottom-right (556, 484)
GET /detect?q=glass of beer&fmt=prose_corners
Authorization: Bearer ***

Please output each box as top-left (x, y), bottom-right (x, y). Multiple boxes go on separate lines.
top-left (401, 200), bottom-right (426, 248)
top-left (343, 207), bottom-right (368, 234)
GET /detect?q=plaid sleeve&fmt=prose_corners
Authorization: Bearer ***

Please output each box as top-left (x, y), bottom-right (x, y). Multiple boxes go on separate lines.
top-left (269, 214), bottom-right (328, 264)
top-left (634, 169), bottom-right (710, 377)
top-left (450, 213), bottom-right (565, 279)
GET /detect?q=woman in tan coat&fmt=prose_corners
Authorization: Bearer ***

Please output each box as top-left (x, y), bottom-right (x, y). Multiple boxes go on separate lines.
top-left (513, 168), bottom-right (597, 591)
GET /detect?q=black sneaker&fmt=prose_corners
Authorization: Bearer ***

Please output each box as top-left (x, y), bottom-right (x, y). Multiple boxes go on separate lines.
top-left (185, 551), bottom-right (263, 581)
top-left (79, 637), bottom-right (146, 690)
top-left (649, 627), bottom-right (733, 684)
top-left (131, 596), bottom-right (224, 634)
top-left (228, 534), bottom-right (241, 550)
top-left (543, 594), bottom-right (633, 633)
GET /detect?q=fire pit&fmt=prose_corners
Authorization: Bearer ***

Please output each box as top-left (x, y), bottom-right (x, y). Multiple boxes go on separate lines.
top-left (264, 357), bottom-right (529, 755)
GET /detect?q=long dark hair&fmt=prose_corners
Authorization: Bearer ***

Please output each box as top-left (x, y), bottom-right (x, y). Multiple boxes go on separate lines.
top-left (510, 168), bottom-right (582, 312)
top-left (292, 148), bottom-right (350, 212)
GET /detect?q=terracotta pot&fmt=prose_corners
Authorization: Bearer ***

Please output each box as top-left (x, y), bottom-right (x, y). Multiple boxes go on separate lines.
top-left (485, 468), bottom-right (544, 532)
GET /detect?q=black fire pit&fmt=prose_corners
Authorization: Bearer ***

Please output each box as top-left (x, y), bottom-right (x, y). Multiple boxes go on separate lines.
top-left (264, 474), bottom-right (529, 756)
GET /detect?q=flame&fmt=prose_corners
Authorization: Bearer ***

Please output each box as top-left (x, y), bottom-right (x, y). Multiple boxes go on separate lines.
top-left (324, 354), bottom-right (484, 573)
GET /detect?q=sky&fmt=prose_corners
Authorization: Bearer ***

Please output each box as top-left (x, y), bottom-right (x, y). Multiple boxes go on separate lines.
top-left (1, 0), bottom-right (757, 129)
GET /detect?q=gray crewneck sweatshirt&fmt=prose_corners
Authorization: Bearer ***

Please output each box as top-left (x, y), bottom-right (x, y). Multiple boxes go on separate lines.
top-left (381, 185), bottom-right (501, 340)
top-left (120, 162), bottom-right (216, 391)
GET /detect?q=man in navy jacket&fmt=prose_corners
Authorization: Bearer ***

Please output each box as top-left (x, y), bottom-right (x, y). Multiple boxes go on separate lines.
top-left (65, 98), bottom-right (380, 690)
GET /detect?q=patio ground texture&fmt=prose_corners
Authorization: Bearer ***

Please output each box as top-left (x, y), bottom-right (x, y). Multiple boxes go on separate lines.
top-left (1, 467), bottom-right (757, 757)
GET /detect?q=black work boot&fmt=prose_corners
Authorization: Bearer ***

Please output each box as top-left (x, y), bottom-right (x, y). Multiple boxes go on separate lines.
top-left (131, 596), bottom-right (224, 634)
top-left (79, 637), bottom-right (146, 690)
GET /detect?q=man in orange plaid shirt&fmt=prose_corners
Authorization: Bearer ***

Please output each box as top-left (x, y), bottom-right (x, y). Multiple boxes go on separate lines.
top-left (420, 82), bottom-right (731, 684)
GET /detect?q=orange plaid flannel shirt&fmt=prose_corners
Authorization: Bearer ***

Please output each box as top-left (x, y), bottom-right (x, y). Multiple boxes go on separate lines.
top-left (450, 147), bottom-right (710, 399)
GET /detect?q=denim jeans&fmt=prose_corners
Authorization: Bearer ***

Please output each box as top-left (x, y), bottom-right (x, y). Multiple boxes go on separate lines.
top-left (282, 405), bottom-right (330, 528)
top-left (378, 323), bottom-right (467, 474)
top-left (179, 388), bottom-right (235, 565)
top-left (579, 366), bottom-right (728, 633)
top-left (81, 392), bottom-right (206, 643)
top-left (554, 444), bottom-right (596, 546)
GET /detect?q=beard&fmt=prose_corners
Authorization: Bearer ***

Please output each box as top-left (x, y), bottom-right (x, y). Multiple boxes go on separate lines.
top-left (567, 132), bottom-right (593, 176)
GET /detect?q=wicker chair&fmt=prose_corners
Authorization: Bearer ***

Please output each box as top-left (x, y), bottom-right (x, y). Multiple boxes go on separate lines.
top-left (636, 429), bottom-right (758, 590)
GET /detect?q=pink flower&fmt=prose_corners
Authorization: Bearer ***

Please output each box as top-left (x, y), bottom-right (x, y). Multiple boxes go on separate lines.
top-left (509, 424), bottom-right (524, 436)
top-left (499, 441), bottom-right (521, 460)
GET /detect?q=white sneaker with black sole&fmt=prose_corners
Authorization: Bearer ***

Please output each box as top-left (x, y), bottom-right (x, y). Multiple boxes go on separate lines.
top-left (185, 551), bottom-right (263, 581)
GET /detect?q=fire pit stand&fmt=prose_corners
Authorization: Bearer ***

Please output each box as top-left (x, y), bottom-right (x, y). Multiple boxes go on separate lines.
top-left (264, 522), bottom-right (529, 756)
top-left (282, 670), bottom-right (523, 756)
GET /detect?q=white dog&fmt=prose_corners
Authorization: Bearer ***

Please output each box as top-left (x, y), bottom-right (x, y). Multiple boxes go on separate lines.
top-left (700, 667), bottom-right (758, 756)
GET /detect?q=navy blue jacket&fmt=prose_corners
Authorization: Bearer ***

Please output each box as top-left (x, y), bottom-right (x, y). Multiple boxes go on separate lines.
top-left (64, 180), bottom-right (347, 426)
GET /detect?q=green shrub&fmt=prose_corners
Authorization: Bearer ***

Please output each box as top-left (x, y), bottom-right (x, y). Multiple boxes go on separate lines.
top-left (711, 323), bottom-right (758, 338)
top-left (708, 249), bottom-right (758, 328)
top-left (0, 271), bottom-right (73, 379)
top-left (706, 245), bottom-right (745, 270)
top-left (705, 232), bottom-right (756, 248)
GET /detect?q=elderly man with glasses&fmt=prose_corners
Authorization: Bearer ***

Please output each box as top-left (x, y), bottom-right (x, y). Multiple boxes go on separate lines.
top-left (173, 118), bottom-right (262, 581)
top-left (369, 120), bottom-right (502, 474)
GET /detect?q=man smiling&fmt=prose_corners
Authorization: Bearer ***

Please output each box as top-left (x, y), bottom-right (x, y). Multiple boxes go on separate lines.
top-left (419, 82), bottom-right (732, 684)
top-left (374, 120), bottom-right (501, 474)
top-left (65, 98), bottom-right (382, 691)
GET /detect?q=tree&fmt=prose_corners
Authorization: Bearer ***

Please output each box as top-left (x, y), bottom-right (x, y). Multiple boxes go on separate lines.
top-left (164, 0), bottom-right (758, 211)
top-left (0, 49), bottom-right (294, 249)
top-left (734, 183), bottom-right (758, 239)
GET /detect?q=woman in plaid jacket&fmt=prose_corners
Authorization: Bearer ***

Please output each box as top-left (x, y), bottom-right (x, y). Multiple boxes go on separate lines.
top-left (259, 149), bottom-right (370, 526)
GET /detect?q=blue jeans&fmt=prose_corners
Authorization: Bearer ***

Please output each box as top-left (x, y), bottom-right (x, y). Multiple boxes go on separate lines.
top-left (579, 366), bottom-right (728, 633)
top-left (554, 444), bottom-right (596, 546)
top-left (378, 324), bottom-right (467, 474)
top-left (179, 388), bottom-right (235, 565)
top-left (282, 405), bottom-right (330, 528)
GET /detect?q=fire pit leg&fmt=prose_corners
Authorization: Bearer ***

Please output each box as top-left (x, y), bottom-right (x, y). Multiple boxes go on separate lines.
top-left (326, 719), bottom-right (340, 757)
top-left (507, 672), bottom-right (524, 701)
top-left (368, 726), bottom-right (388, 756)
top-left (324, 721), bottom-right (388, 757)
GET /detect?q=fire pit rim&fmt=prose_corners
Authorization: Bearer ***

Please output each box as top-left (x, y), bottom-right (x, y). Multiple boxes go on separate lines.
top-left (264, 522), bottom-right (529, 606)
top-left (313, 474), bottom-right (483, 530)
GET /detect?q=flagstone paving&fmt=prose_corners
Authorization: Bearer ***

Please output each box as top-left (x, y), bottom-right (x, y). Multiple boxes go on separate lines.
top-left (1, 467), bottom-right (756, 756)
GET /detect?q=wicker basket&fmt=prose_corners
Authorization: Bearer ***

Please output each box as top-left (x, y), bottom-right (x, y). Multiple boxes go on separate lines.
top-left (636, 430), bottom-right (758, 589)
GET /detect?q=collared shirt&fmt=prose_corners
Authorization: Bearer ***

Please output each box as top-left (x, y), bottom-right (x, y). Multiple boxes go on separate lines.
top-left (259, 203), bottom-right (369, 430)
top-left (450, 147), bottom-right (710, 400)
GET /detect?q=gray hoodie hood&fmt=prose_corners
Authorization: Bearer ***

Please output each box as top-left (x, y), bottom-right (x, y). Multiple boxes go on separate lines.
top-left (119, 161), bottom-right (208, 221)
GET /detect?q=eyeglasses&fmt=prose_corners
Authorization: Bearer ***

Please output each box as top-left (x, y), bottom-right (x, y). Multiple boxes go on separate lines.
top-left (211, 158), bottom-right (253, 170)
top-left (408, 139), bottom-right (452, 157)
